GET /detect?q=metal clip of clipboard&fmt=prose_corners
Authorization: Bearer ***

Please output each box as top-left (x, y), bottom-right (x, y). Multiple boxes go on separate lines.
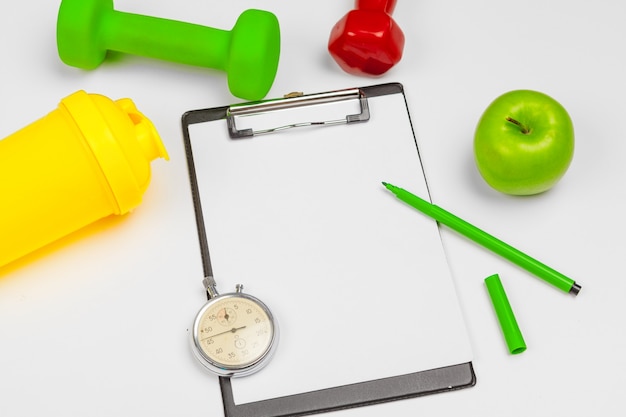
top-left (226, 88), bottom-right (370, 138)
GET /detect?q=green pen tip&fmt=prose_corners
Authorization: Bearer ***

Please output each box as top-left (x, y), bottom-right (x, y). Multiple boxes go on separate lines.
top-left (382, 181), bottom-right (388, 187)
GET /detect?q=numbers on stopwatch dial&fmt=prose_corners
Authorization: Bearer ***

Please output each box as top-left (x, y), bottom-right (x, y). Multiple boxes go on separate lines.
top-left (198, 296), bottom-right (273, 367)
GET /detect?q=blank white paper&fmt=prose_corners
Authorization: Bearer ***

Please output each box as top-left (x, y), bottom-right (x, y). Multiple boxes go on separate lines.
top-left (188, 91), bottom-right (473, 405)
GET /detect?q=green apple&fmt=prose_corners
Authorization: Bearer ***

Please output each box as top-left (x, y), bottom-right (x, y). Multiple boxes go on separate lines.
top-left (474, 90), bottom-right (575, 195)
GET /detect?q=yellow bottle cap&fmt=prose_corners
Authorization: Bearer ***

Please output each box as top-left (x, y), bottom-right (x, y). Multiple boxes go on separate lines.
top-left (61, 91), bottom-right (169, 214)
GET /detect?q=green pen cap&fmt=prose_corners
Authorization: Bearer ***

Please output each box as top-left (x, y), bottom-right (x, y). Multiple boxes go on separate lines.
top-left (484, 274), bottom-right (527, 354)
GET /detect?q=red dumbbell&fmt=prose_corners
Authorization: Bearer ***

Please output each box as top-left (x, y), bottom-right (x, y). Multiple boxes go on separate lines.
top-left (328, 0), bottom-right (405, 76)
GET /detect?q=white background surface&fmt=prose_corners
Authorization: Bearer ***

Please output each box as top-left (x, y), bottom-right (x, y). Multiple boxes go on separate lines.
top-left (1, 1), bottom-right (625, 416)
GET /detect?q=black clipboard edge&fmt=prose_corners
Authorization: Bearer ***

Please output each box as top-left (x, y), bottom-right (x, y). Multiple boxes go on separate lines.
top-left (182, 105), bottom-right (229, 280)
top-left (219, 362), bottom-right (475, 417)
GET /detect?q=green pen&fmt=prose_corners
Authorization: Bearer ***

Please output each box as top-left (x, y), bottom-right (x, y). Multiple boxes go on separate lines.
top-left (382, 182), bottom-right (581, 295)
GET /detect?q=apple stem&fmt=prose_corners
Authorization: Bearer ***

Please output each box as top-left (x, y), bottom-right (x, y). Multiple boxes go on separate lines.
top-left (506, 117), bottom-right (531, 134)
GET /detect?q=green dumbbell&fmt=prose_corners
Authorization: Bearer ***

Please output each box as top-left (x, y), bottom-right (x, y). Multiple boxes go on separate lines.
top-left (56, 0), bottom-right (281, 100)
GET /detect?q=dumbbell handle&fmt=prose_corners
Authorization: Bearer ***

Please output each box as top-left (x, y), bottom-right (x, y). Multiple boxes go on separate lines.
top-left (103, 11), bottom-right (228, 69)
top-left (356, 0), bottom-right (397, 14)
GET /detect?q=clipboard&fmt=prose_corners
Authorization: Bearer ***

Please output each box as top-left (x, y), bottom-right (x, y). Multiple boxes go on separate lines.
top-left (181, 83), bottom-right (476, 417)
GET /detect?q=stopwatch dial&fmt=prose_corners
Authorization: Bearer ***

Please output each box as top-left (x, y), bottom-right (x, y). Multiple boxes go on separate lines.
top-left (197, 295), bottom-right (274, 368)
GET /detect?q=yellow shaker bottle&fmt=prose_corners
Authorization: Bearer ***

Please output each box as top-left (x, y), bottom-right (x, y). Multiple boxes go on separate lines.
top-left (0, 90), bottom-right (169, 269)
